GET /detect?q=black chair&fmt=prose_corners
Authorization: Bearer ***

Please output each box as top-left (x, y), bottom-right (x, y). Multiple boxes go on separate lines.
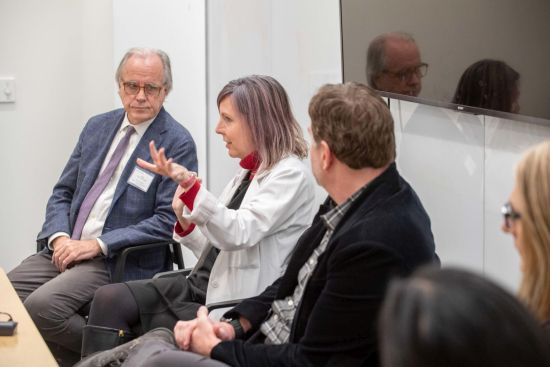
top-left (112, 240), bottom-right (185, 282)
top-left (37, 239), bottom-right (185, 282)
top-left (153, 267), bottom-right (192, 279)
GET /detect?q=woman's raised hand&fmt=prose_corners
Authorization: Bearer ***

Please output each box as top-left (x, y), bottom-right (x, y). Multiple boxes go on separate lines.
top-left (137, 140), bottom-right (192, 183)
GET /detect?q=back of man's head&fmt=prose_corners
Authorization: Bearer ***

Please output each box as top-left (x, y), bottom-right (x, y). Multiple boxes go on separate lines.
top-left (309, 82), bottom-right (396, 169)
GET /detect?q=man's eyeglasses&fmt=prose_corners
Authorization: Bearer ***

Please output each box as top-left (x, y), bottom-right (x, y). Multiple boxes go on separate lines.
top-left (382, 63), bottom-right (429, 82)
top-left (501, 202), bottom-right (521, 229)
top-left (121, 81), bottom-right (164, 97)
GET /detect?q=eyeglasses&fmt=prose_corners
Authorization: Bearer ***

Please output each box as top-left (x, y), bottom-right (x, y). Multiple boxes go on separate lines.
top-left (121, 81), bottom-right (164, 97)
top-left (501, 202), bottom-right (521, 229)
top-left (382, 63), bottom-right (429, 82)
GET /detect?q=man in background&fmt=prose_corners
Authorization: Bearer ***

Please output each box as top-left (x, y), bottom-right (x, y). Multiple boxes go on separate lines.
top-left (367, 31), bottom-right (427, 97)
top-left (8, 47), bottom-right (197, 366)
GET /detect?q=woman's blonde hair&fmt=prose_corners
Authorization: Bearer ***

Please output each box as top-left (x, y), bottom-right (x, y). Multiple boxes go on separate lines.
top-left (516, 140), bottom-right (550, 320)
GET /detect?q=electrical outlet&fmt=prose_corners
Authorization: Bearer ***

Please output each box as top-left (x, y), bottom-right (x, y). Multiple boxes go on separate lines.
top-left (0, 77), bottom-right (16, 103)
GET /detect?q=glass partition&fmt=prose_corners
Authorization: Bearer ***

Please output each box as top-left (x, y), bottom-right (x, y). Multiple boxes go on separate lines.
top-left (389, 98), bottom-right (550, 291)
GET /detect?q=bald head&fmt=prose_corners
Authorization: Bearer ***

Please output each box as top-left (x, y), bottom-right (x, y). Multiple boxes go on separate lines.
top-left (367, 32), bottom-right (425, 97)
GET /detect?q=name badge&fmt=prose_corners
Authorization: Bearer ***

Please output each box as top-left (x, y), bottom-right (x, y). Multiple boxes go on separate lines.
top-left (128, 167), bottom-right (154, 192)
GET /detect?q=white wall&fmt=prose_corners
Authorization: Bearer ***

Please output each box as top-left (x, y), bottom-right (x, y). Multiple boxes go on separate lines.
top-left (113, 0), bottom-right (206, 268)
top-left (483, 117), bottom-right (550, 289)
top-left (113, 0), bottom-right (206, 182)
top-left (0, 0), bottom-right (114, 271)
top-left (206, 0), bottom-right (342, 199)
top-left (391, 97), bottom-right (550, 291)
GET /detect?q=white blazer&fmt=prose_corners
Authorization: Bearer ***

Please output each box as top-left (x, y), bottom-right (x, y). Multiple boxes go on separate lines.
top-left (173, 155), bottom-right (316, 305)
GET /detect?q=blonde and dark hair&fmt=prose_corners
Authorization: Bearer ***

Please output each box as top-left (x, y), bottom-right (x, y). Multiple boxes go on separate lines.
top-left (308, 82), bottom-right (395, 169)
top-left (515, 140), bottom-right (550, 320)
top-left (217, 75), bottom-right (307, 170)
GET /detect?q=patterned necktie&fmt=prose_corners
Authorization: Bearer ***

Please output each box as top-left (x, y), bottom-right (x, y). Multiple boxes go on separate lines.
top-left (71, 126), bottom-right (136, 240)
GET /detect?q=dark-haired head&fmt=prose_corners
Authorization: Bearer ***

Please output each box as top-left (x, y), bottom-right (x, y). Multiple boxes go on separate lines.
top-left (379, 267), bottom-right (550, 367)
top-left (452, 59), bottom-right (520, 113)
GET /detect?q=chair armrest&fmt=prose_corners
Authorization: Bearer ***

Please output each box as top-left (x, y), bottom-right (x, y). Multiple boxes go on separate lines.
top-left (207, 299), bottom-right (244, 312)
top-left (153, 268), bottom-right (193, 279)
top-left (206, 299), bottom-right (245, 321)
top-left (112, 241), bottom-right (184, 283)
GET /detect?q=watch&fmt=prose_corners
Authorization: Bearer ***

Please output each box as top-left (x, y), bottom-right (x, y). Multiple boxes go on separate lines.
top-left (220, 317), bottom-right (245, 339)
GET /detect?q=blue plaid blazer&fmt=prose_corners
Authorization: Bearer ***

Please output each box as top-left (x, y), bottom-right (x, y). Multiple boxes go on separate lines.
top-left (37, 107), bottom-right (197, 281)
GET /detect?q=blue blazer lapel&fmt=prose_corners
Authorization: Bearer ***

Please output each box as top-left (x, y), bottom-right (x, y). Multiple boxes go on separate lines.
top-left (110, 108), bottom-right (168, 207)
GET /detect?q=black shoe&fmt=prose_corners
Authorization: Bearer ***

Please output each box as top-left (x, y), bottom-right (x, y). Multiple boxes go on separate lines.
top-left (46, 341), bottom-right (81, 367)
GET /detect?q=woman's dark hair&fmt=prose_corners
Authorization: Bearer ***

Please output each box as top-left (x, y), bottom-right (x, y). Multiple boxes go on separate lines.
top-left (452, 59), bottom-right (520, 113)
top-left (379, 267), bottom-right (550, 367)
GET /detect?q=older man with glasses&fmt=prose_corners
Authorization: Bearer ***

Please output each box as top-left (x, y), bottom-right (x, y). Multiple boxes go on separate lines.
top-left (366, 31), bottom-right (427, 97)
top-left (7, 47), bottom-right (197, 366)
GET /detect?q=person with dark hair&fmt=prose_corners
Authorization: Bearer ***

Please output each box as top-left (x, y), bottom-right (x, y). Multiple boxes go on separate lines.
top-left (7, 47), bottom-right (198, 366)
top-left (452, 59), bottom-right (520, 113)
top-left (79, 75), bottom-right (316, 357)
top-left (502, 140), bottom-right (550, 328)
top-left (379, 267), bottom-right (550, 367)
top-left (78, 82), bottom-right (438, 367)
top-left (366, 32), bottom-right (427, 97)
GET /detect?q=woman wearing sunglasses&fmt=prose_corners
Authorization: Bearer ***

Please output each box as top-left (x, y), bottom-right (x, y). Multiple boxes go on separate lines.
top-left (502, 140), bottom-right (550, 329)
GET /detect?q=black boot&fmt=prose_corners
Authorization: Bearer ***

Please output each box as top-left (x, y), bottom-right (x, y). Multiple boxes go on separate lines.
top-left (46, 341), bottom-right (81, 367)
top-left (80, 325), bottom-right (135, 359)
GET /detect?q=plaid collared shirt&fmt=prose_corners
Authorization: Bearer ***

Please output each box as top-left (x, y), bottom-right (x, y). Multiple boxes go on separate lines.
top-left (260, 185), bottom-right (368, 344)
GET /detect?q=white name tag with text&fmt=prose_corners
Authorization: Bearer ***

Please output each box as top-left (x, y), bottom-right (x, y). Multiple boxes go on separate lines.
top-left (128, 167), bottom-right (154, 192)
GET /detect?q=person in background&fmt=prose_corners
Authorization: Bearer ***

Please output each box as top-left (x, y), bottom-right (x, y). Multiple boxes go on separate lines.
top-left (379, 267), bottom-right (550, 367)
top-left (80, 75), bottom-right (316, 357)
top-left (366, 31), bottom-right (427, 97)
top-left (7, 47), bottom-right (198, 366)
top-left (78, 82), bottom-right (438, 367)
top-left (452, 59), bottom-right (520, 113)
top-left (502, 140), bottom-right (550, 328)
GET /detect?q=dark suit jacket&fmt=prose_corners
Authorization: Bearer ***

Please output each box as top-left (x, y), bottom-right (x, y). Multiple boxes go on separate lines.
top-left (37, 107), bottom-right (197, 281)
top-left (212, 163), bottom-right (438, 367)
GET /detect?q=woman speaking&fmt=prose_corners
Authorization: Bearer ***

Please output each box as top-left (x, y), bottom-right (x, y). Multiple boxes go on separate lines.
top-left (81, 75), bottom-right (316, 357)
